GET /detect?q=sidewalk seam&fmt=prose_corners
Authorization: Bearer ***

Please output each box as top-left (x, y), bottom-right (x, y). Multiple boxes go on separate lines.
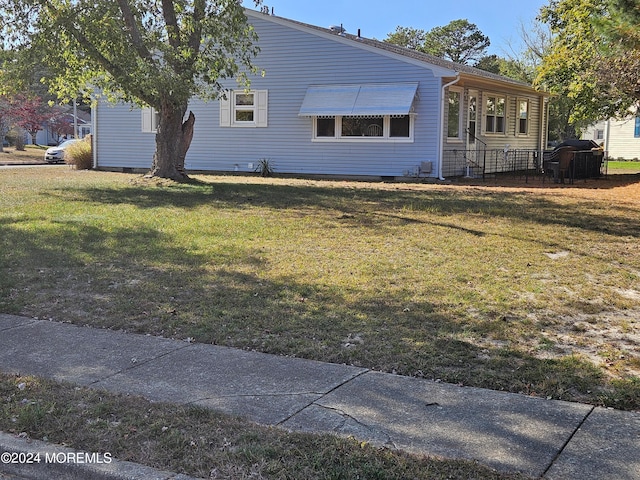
top-left (86, 342), bottom-right (195, 387)
top-left (539, 404), bottom-right (595, 478)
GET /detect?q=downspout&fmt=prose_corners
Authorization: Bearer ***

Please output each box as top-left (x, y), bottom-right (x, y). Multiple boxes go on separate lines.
top-left (438, 73), bottom-right (460, 180)
top-left (539, 95), bottom-right (547, 155)
top-left (604, 118), bottom-right (611, 157)
top-left (91, 101), bottom-right (98, 169)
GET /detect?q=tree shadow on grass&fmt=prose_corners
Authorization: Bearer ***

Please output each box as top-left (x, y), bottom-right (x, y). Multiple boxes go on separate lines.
top-left (2, 176), bottom-right (639, 409)
top-left (1, 212), bottom-right (636, 410)
top-left (49, 179), bottom-right (640, 239)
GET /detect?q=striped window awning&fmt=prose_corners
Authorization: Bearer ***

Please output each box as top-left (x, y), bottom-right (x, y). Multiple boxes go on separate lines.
top-left (298, 83), bottom-right (419, 117)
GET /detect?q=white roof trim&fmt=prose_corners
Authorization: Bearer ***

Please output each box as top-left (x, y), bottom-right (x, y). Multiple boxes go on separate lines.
top-left (298, 83), bottom-right (419, 117)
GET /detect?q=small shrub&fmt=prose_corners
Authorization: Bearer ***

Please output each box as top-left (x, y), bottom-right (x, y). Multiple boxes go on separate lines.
top-left (65, 137), bottom-right (93, 170)
top-left (255, 158), bottom-right (274, 177)
top-left (7, 128), bottom-right (25, 151)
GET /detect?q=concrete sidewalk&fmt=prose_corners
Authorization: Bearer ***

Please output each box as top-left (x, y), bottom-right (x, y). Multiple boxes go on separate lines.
top-left (0, 313), bottom-right (638, 479)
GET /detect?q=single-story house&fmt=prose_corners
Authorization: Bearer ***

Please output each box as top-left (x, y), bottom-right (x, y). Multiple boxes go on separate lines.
top-left (21, 109), bottom-right (91, 146)
top-left (92, 8), bottom-right (549, 179)
top-left (581, 113), bottom-right (640, 161)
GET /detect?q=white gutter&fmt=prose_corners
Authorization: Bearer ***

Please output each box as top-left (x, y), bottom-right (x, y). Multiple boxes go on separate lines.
top-left (437, 74), bottom-right (460, 180)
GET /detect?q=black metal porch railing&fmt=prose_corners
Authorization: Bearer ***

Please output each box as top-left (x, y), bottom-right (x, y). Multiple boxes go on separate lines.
top-left (442, 148), bottom-right (542, 181)
top-left (442, 148), bottom-right (605, 182)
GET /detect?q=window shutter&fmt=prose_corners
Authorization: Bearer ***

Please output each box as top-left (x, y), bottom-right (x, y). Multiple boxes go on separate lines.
top-left (219, 94), bottom-right (231, 127)
top-left (256, 90), bottom-right (268, 127)
top-left (141, 107), bottom-right (153, 133)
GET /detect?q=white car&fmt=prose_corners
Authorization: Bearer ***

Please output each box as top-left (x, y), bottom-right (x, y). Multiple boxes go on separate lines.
top-left (44, 139), bottom-right (81, 164)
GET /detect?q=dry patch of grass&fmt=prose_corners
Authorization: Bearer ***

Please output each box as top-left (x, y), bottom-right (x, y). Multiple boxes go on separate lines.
top-left (0, 146), bottom-right (47, 164)
top-left (0, 169), bottom-right (639, 410)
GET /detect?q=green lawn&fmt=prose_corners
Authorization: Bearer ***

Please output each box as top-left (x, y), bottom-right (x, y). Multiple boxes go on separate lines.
top-left (1, 169), bottom-right (639, 410)
top-left (607, 160), bottom-right (640, 172)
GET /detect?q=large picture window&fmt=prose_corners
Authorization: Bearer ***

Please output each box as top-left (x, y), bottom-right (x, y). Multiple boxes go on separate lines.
top-left (485, 95), bottom-right (505, 133)
top-left (312, 115), bottom-right (413, 142)
top-left (299, 83), bottom-right (418, 142)
top-left (342, 117), bottom-right (383, 137)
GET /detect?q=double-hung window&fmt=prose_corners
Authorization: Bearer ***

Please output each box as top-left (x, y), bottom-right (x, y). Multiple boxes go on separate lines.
top-left (635, 116), bottom-right (640, 138)
top-left (485, 95), bottom-right (505, 134)
top-left (233, 92), bottom-right (256, 123)
top-left (517, 99), bottom-right (529, 135)
top-left (220, 90), bottom-right (268, 127)
top-left (447, 89), bottom-right (462, 140)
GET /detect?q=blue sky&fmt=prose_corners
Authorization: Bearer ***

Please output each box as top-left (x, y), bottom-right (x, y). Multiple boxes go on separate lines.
top-left (244, 0), bottom-right (549, 55)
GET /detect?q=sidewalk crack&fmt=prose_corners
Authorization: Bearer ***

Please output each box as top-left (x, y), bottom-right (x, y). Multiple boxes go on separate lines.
top-left (274, 369), bottom-right (370, 427)
top-left (312, 403), bottom-right (398, 450)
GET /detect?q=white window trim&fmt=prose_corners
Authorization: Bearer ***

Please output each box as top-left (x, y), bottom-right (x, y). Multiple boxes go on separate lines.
top-left (516, 98), bottom-right (530, 136)
top-left (220, 90), bottom-right (268, 128)
top-left (311, 115), bottom-right (415, 143)
top-left (141, 107), bottom-right (160, 133)
top-left (447, 87), bottom-right (463, 142)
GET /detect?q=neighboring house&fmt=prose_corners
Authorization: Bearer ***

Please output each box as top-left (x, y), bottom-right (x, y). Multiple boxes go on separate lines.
top-left (92, 9), bottom-right (549, 179)
top-left (24, 109), bottom-right (92, 146)
top-left (582, 114), bottom-right (640, 161)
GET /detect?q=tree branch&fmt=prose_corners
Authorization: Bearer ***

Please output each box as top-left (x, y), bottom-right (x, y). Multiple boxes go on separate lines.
top-left (115, 0), bottom-right (154, 62)
top-left (60, 20), bottom-right (155, 105)
top-left (187, 0), bottom-right (205, 54)
top-left (161, 0), bottom-right (181, 49)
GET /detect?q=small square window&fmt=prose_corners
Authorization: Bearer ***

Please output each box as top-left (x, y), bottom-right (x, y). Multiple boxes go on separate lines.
top-left (390, 116), bottom-right (410, 137)
top-left (316, 117), bottom-right (335, 137)
top-left (234, 93), bottom-right (255, 123)
top-left (220, 90), bottom-right (268, 128)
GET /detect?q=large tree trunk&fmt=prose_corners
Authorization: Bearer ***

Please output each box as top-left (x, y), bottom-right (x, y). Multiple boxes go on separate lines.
top-left (148, 102), bottom-right (195, 181)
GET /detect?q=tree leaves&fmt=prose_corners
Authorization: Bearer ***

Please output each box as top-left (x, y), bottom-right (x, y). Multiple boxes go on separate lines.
top-left (0, 0), bottom-right (261, 109)
top-left (537, 0), bottom-right (640, 122)
top-left (384, 19), bottom-right (490, 66)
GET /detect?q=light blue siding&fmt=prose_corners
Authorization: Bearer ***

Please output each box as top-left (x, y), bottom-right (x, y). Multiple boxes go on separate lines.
top-left (95, 13), bottom-right (446, 177)
top-left (95, 102), bottom-right (156, 169)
